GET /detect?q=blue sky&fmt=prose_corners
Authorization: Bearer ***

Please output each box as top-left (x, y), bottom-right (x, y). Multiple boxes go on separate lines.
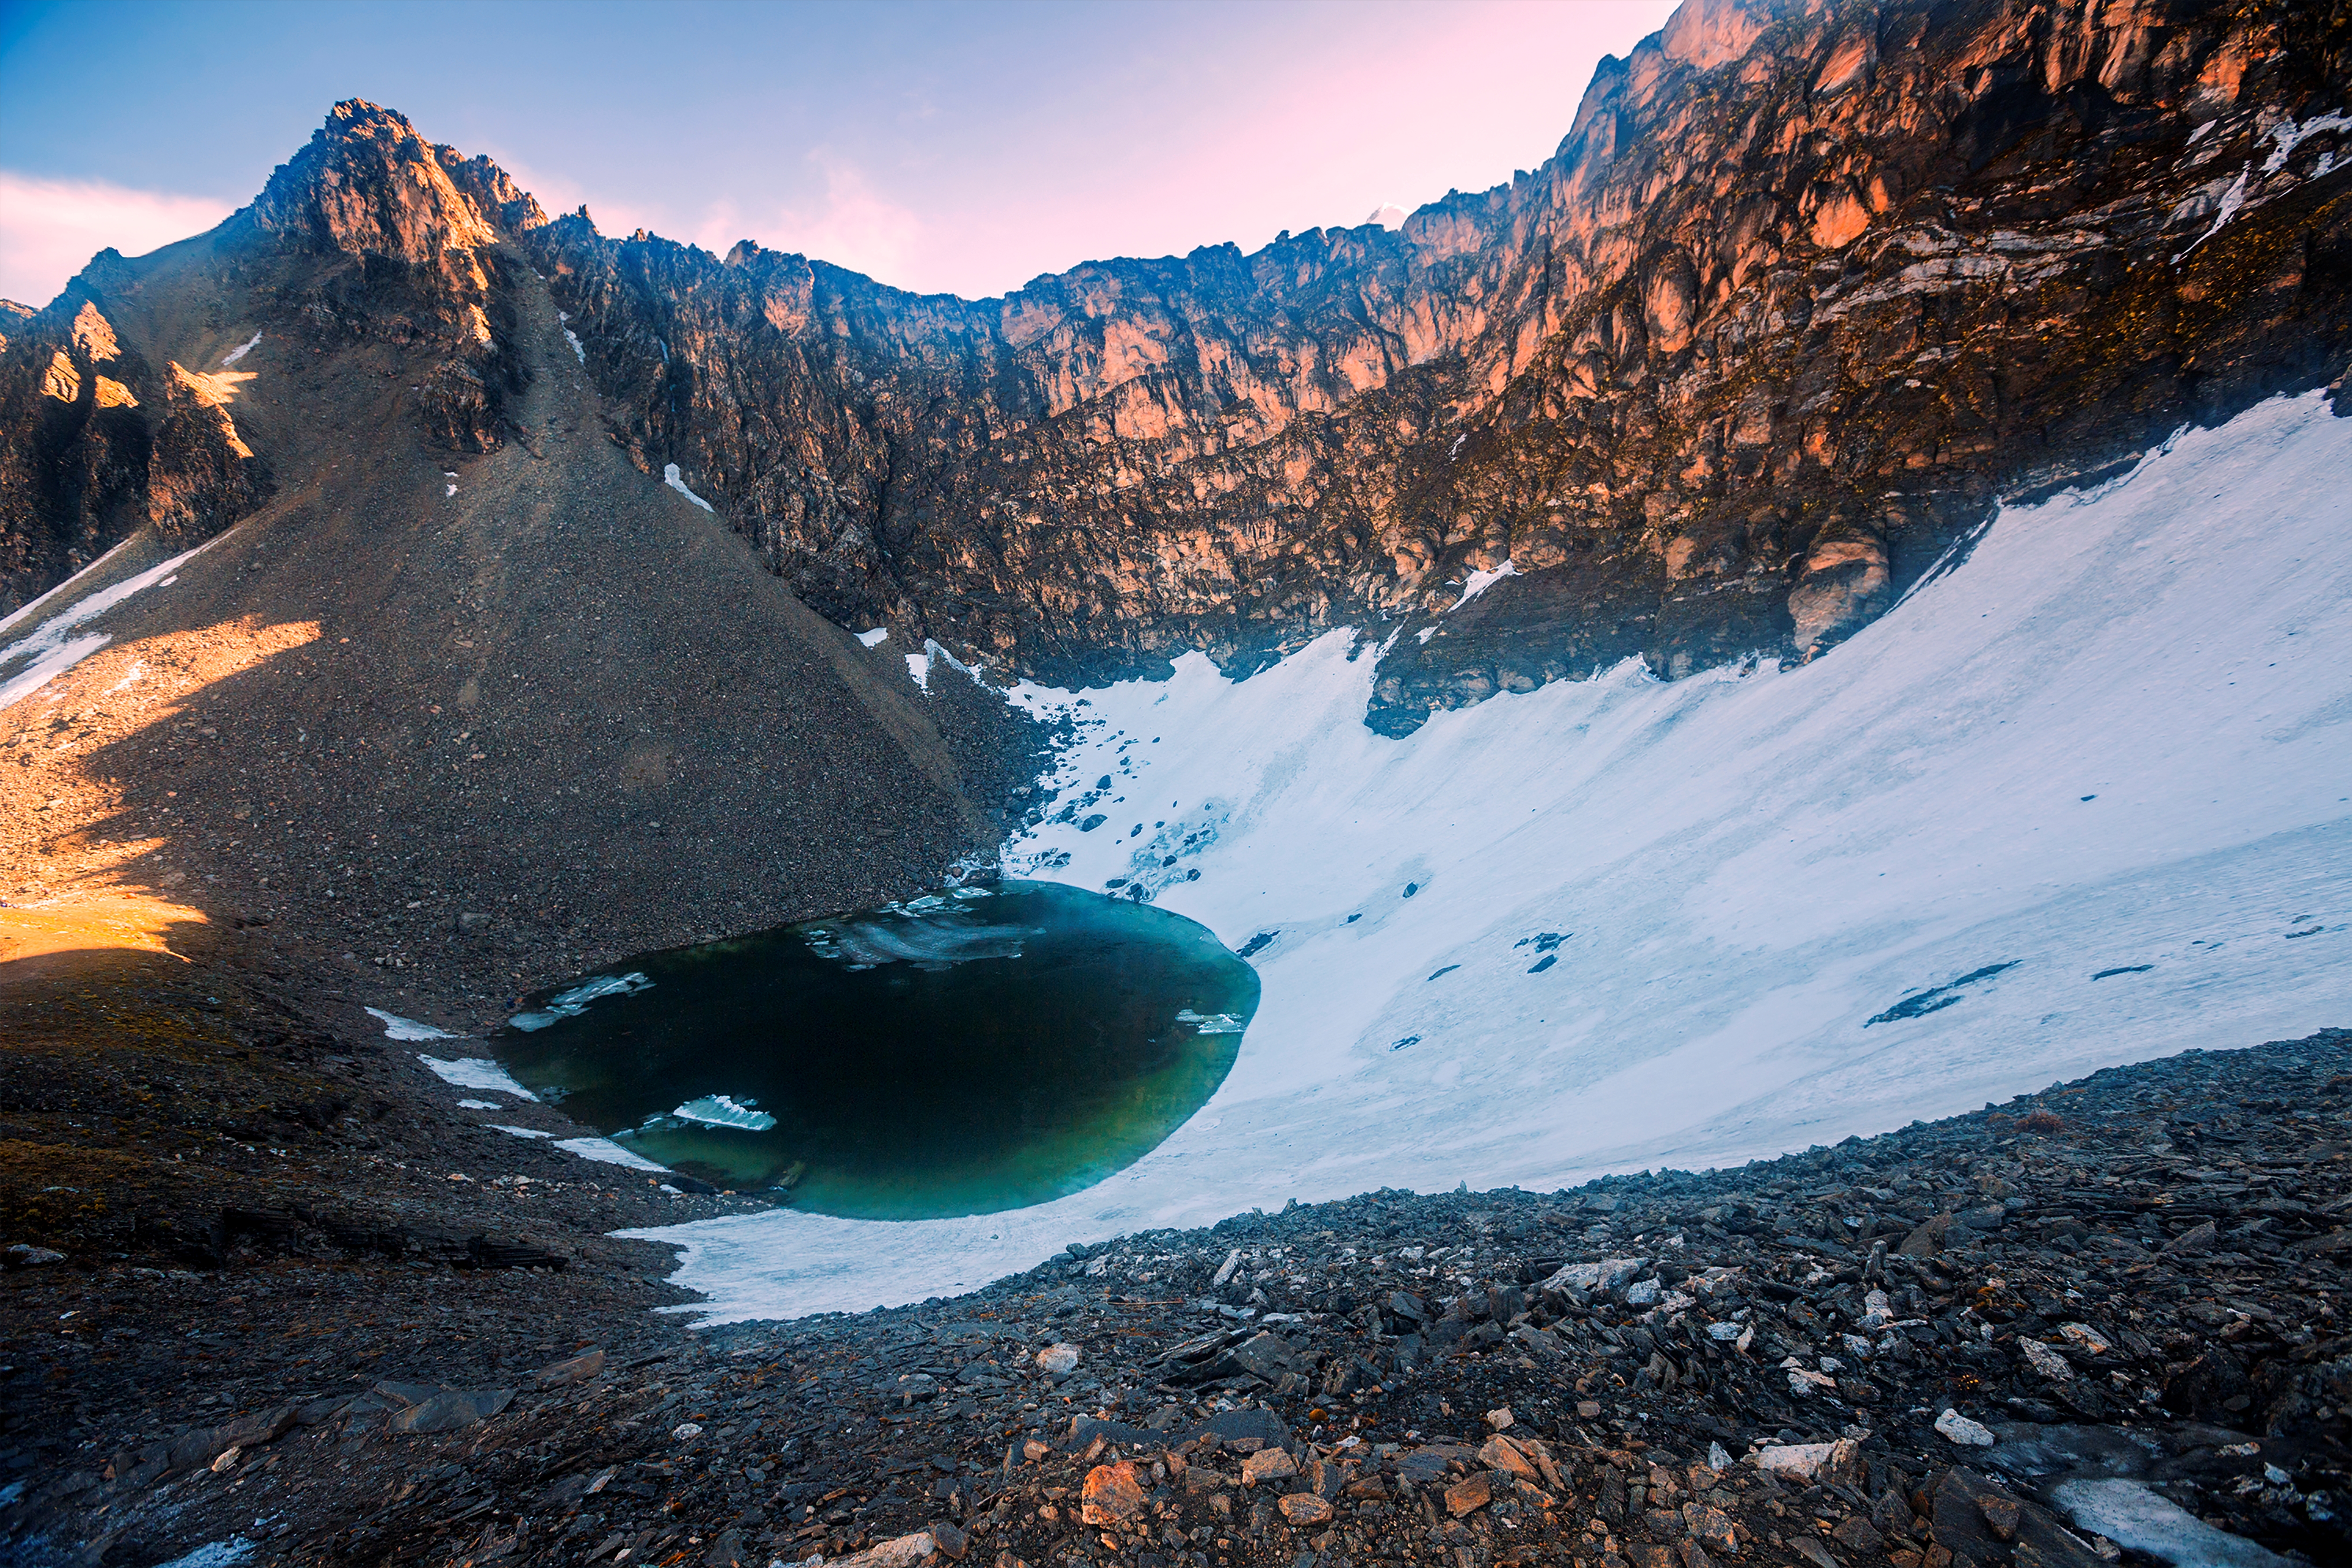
top-left (0, 0), bottom-right (1678, 304)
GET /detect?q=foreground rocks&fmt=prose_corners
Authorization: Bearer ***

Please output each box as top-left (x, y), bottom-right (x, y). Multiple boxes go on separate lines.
top-left (7, 1028), bottom-right (2345, 1567)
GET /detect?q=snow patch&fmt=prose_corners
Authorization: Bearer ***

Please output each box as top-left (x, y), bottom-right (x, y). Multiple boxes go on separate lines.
top-left (2261, 108), bottom-right (2352, 175)
top-left (220, 331), bottom-right (261, 367)
top-left (673, 1095), bottom-right (778, 1132)
top-left (857, 627), bottom-right (890, 648)
top-left (366, 1006), bottom-right (456, 1041)
top-left (457, 1098), bottom-right (501, 1110)
top-left (557, 1136), bottom-right (670, 1172)
top-left (2171, 109), bottom-right (2348, 264)
top-left (2173, 165), bottom-right (2250, 262)
top-left (0, 537), bottom-right (220, 711)
top-left (103, 659), bottom-right (144, 696)
top-left (636, 391), bottom-right (2352, 1321)
top-left (490, 1124), bottom-right (553, 1139)
top-left (557, 309), bottom-right (586, 363)
top-left (662, 463), bottom-right (714, 511)
top-left (1450, 559), bottom-right (1520, 610)
top-left (416, 1055), bottom-right (538, 1101)
top-left (0, 539), bottom-right (135, 636)
top-left (906, 637), bottom-right (982, 693)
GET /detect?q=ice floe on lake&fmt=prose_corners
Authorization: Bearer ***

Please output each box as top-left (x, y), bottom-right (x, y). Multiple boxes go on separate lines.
top-left (801, 916), bottom-right (1032, 972)
top-left (672, 1095), bottom-right (778, 1132)
top-left (637, 391), bottom-right (2349, 1320)
top-left (509, 971), bottom-right (653, 1032)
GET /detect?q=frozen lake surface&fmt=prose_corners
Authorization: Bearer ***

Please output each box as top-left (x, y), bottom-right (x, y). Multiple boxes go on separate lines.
top-left (490, 882), bottom-right (1256, 1220)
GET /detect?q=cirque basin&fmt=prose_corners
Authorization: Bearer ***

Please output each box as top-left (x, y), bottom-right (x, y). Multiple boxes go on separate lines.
top-left (488, 880), bottom-right (1258, 1220)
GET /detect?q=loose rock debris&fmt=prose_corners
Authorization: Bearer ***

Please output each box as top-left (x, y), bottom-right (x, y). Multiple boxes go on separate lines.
top-left (5, 1031), bottom-right (2348, 1567)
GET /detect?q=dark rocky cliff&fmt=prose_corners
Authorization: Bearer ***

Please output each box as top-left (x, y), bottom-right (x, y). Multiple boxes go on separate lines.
top-left (5, 1), bottom-right (2349, 733)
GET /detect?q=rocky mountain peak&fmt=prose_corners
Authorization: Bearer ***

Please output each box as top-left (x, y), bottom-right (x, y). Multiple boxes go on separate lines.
top-left (247, 97), bottom-right (506, 262)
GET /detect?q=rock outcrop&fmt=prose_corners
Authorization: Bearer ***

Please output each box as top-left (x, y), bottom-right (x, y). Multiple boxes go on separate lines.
top-left (4, 6), bottom-right (2350, 730)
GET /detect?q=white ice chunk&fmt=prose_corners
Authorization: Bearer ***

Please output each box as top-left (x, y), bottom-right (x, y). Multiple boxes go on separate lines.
top-left (490, 1124), bottom-right (553, 1139)
top-left (416, 1054), bottom-right (538, 1101)
top-left (2052, 1478), bottom-right (2293, 1568)
top-left (1175, 1010), bottom-right (1248, 1034)
top-left (662, 462), bottom-right (714, 511)
top-left (220, 331), bottom-right (262, 367)
top-left (857, 627), bottom-right (890, 648)
top-left (673, 1095), bottom-right (778, 1131)
top-left (0, 537), bottom-right (221, 711)
top-left (153, 1540), bottom-right (256, 1568)
top-left (1450, 559), bottom-right (1520, 610)
top-left (557, 1136), bottom-right (670, 1172)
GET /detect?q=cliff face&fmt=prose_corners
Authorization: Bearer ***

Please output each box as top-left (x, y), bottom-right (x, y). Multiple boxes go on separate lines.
top-left (5, 5), bottom-right (2349, 731)
top-left (525, 0), bottom-right (2352, 726)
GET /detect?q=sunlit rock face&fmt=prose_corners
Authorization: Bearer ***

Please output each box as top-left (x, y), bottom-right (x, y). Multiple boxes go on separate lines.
top-left (524, 0), bottom-right (2352, 726)
top-left (1, 5), bottom-right (2347, 723)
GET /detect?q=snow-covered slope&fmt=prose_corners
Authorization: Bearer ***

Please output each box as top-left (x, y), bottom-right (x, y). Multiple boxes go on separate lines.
top-left (641, 391), bottom-right (2352, 1321)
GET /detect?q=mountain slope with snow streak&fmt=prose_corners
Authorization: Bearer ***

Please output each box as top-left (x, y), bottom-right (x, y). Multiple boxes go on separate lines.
top-left (643, 391), bottom-right (2352, 1322)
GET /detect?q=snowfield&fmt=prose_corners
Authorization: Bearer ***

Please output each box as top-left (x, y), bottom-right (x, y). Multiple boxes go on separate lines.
top-left (640, 390), bottom-right (2352, 1322)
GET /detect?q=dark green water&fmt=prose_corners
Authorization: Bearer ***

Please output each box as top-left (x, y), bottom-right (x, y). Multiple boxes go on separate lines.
top-left (489, 880), bottom-right (1257, 1220)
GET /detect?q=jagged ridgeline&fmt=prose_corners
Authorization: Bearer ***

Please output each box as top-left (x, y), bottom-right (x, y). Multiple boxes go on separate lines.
top-left (4, 0), bottom-right (2348, 731)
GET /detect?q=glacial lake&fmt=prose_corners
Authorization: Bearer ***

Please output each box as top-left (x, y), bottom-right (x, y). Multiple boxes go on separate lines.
top-left (489, 880), bottom-right (1257, 1220)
